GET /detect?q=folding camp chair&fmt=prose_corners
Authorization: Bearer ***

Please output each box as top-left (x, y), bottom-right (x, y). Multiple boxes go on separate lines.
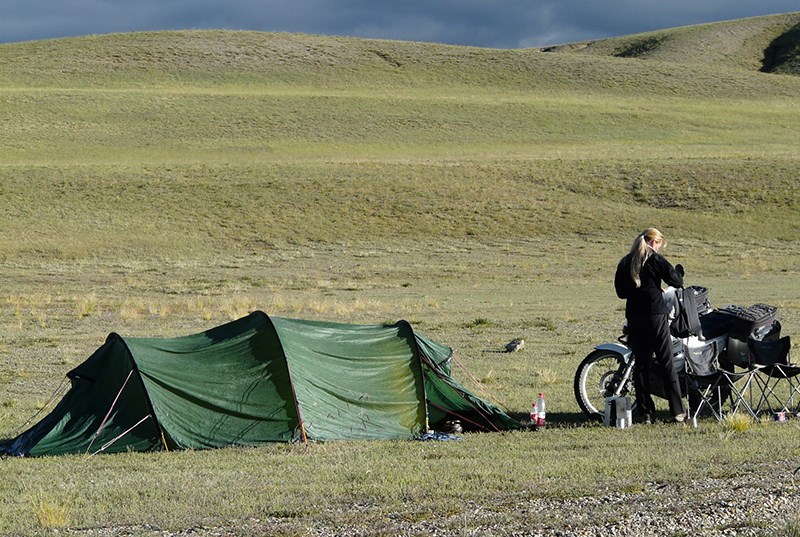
top-left (748, 336), bottom-right (800, 417)
top-left (683, 335), bottom-right (758, 422)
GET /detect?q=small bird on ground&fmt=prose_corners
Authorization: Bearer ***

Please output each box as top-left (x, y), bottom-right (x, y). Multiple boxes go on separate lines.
top-left (505, 338), bottom-right (525, 353)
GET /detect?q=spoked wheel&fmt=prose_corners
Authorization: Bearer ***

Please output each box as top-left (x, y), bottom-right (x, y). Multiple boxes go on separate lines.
top-left (574, 349), bottom-right (633, 420)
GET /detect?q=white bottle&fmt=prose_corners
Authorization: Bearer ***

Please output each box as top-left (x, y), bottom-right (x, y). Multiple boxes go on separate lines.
top-left (530, 403), bottom-right (537, 428)
top-left (536, 393), bottom-right (546, 428)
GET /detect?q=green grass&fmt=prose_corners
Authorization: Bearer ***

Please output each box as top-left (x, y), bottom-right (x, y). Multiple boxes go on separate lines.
top-left (1, 423), bottom-right (799, 534)
top-left (1, 14), bottom-right (800, 535)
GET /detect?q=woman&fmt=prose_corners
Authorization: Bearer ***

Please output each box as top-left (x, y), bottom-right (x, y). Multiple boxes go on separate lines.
top-left (614, 228), bottom-right (686, 424)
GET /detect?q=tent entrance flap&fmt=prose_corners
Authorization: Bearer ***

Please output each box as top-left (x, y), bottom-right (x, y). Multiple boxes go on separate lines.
top-left (1, 335), bottom-right (163, 457)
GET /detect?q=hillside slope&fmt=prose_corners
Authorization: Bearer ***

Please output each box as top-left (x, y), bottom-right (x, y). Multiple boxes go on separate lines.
top-left (541, 12), bottom-right (800, 74)
top-left (0, 17), bottom-right (798, 259)
top-left (1, 25), bottom-right (800, 99)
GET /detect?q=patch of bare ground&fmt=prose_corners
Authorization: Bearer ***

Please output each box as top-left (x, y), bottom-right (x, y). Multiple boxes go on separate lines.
top-left (62, 460), bottom-right (798, 536)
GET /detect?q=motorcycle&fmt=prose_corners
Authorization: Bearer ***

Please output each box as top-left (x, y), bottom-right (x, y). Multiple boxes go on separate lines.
top-left (573, 285), bottom-right (778, 421)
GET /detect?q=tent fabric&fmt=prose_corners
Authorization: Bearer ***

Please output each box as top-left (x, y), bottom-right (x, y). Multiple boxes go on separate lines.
top-left (1, 312), bottom-right (519, 457)
top-left (3, 336), bottom-right (164, 457)
top-left (269, 317), bottom-right (428, 441)
top-left (129, 312), bottom-right (299, 450)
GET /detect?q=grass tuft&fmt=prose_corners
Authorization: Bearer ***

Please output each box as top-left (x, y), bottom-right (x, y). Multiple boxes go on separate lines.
top-left (722, 413), bottom-right (755, 433)
top-left (465, 318), bottom-right (493, 329)
top-left (74, 295), bottom-right (98, 319)
top-left (32, 490), bottom-right (71, 529)
top-left (533, 367), bottom-right (562, 386)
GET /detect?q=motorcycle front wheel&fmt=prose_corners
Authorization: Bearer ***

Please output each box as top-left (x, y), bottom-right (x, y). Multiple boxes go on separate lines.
top-left (573, 349), bottom-right (632, 420)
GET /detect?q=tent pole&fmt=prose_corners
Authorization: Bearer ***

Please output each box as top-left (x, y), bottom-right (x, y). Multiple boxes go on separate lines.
top-left (264, 314), bottom-right (307, 444)
top-left (403, 321), bottom-right (432, 433)
top-left (114, 335), bottom-right (171, 452)
top-left (87, 415), bottom-right (152, 457)
top-left (85, 369), bottom-right (134, 455)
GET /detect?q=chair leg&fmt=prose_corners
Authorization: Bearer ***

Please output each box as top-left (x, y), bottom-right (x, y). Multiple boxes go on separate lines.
top-left (688, 381), bottom-right (723, 422)
top-left (752, 368), bottom-right (787, 417)
top-left (774, 365), bottom-right (800, 417)
top-left (723, 371), bottom-right (758, 420)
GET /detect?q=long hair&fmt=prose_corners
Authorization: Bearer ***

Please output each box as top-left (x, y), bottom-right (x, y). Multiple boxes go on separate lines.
top-left (629, 228), bottom-right (665, 288)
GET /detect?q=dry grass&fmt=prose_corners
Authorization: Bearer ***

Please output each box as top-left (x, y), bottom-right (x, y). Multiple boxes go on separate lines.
top-left (32, 489), bottom-right (72, 529)
top-left (543, 11), bottom-right (800, 72)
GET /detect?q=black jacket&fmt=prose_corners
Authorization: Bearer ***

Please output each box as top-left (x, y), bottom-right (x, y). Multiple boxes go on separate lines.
top-left (615, 252), bottom-right (683, 317)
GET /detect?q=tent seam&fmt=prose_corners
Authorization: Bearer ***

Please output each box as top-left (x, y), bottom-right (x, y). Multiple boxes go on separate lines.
top-left (399, 319), bottom-right (434, 435)
top-left (258, 311), bottom-right (307, 444)
top-left (113, 332), bottom-right (171, 451)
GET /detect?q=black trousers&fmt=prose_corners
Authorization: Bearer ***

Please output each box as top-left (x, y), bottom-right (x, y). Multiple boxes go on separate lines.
top-left (627, 314), bottom-right (685, 417)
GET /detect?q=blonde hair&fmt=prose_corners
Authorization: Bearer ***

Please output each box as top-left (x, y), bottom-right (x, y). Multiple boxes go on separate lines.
top-left (629, 228), bottom-right (665, 288)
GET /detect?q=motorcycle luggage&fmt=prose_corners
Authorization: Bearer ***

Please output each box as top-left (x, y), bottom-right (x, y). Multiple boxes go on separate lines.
top-left (688, 285), bottom-right (711, 315)
top-left (725, 320), bottom-right (781, 367)
top-left (716, 303), bottom-right (778, 341)
top-left (699, 310), bottom-right (734, 340)
top-left (671, 287), bottom-right (702, 338)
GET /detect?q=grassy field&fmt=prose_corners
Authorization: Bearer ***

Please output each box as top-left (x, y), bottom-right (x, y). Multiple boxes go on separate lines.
top-left (1, 12), bottom-right (800, 535)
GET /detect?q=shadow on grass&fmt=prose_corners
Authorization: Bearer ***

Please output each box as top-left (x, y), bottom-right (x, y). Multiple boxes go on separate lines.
top-left (507, 411), bottom-right (595, 429)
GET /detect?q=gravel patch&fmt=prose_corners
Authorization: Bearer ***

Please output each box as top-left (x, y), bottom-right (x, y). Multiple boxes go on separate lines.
top-left (64, 462), bottom-right (800, 537)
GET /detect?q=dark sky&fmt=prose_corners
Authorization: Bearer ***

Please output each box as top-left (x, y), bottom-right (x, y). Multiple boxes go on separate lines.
top-left (2, 1), bottom-right (799, 48)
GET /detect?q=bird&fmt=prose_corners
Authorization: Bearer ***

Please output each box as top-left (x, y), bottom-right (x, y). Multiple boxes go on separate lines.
top-left (505, 338), bottom-right (525, 353)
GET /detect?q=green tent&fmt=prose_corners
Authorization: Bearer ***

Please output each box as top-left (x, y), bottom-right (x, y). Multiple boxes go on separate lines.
top-left (1, 312), bottom-right (519, 457)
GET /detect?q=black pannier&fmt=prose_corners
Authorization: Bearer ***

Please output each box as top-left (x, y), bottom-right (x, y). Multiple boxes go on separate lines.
top-left (716, 303), bottom-right (778, 341)
top-left (688, 285), bottom-right (711, 315)
top-left (699, 310), bottom-right (735, 340)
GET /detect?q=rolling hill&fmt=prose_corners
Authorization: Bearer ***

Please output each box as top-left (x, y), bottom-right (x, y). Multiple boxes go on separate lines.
top-left (0, 13), bottom-right (798, 260)
top-left (541, 12), bottom-right (800, 74)
top-left (2, 13), bottom-right (800, 92)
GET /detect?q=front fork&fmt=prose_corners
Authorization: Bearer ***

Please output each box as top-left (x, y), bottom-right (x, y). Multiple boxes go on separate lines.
top-left (612, 360), bottom-right (635, 397)
top-left (594, 340), bottom-right (635, 398)
top-left (599, 335), bottom-right (686, 399)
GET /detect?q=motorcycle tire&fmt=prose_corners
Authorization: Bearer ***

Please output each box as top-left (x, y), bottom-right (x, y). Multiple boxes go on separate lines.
top-left (574, 349), bottom-right (633, 420)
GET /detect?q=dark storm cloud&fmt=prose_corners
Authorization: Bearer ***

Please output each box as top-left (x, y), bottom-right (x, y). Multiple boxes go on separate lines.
top-left (1, 0), bottom-right (799, 47)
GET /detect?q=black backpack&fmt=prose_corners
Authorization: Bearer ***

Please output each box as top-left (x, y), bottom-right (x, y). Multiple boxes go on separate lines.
top-left (670, 287), bottom-right (702, 338)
